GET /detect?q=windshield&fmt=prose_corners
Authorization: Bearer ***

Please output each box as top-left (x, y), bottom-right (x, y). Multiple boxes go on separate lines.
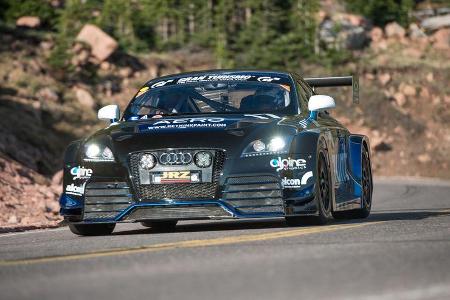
top-left (124, 80), bottom-right (296, 120)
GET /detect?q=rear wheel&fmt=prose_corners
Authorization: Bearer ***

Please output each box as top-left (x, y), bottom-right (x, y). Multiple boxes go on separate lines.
top-left (286, 148), bottom-right (333, 226)
top-left (333, 145), bottom-right (372, 219)
top-left (141, 220), bottom-right (178, 232)
top-left (69, 223), bottom-right (115, 236)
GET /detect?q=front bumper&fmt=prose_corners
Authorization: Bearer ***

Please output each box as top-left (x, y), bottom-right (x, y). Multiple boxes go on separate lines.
top-left (60, 153), bottom-right (318, 224)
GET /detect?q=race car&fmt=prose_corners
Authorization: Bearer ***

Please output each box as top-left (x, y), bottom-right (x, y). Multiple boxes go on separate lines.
top-left (59, 70), bottom-right (373, 236)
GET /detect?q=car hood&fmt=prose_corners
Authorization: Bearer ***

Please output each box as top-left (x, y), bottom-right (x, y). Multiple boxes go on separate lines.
top-left (87, 114), bottom-right (300, 159)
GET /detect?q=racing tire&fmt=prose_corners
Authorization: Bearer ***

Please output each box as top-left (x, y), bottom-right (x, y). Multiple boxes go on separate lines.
top-left (68, 223), bottom-right (115, 236)
top-left (141, 220), bottom-right (178, 232)
top-left (333, 145), bottom-right (372, 219)
top-left (286, 144), bottom-right (333, 226)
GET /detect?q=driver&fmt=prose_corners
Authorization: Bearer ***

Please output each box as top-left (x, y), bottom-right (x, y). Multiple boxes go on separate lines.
top-left (152, 90), bottom-right (187, 118)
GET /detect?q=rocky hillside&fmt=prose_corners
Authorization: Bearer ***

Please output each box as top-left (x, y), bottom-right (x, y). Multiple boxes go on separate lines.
top-left (0, 10), bottom-right (449, 229)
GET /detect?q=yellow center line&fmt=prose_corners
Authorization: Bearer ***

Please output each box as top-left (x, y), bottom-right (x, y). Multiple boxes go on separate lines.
top-left (0, 222), bottom-right (382, 267)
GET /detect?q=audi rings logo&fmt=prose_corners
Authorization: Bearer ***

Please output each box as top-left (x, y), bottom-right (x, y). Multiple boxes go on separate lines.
top-left (159, 152), bottom-right (193, 165)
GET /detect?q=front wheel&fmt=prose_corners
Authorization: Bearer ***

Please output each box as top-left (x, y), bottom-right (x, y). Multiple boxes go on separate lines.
top-left (286, 147), bottom-right (333, 226)
top-left (69, 223), bottom-right (115, 236)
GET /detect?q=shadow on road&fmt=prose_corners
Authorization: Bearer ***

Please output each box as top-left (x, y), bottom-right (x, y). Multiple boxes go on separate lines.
top-left (111, 208), bottom-right (450, 236)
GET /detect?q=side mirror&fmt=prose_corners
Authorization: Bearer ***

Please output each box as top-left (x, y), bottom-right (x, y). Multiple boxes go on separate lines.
top-left (98, 105), bottom-right (120, 123)
top-left (308, 95), bottom-right (335, 120)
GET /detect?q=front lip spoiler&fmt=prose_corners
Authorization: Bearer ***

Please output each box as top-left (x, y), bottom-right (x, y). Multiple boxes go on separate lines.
top-left (78, 200), bottom-right (291, 223)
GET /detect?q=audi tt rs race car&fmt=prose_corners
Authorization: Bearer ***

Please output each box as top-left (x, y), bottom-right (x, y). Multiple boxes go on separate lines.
top-left (59, 70), bottom-right (373, 236)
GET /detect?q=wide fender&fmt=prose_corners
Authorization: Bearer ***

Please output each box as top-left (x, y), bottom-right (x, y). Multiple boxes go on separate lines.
top-left (288, 130), bottom-right (337, 214)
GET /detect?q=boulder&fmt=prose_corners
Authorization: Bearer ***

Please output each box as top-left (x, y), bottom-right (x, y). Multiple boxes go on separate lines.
top-left (16, 16), bottom-right (41, 28)
top-left (408, 23), bottom-right (427, 40)
top-left (402, 84), bottom-right (416, 97)
top-left (76, 24), bottom-right (118, 62)
top-left (7, 215), bottom-right (18, 224)
top-left (393, 92), bottom-right (406, 107)
top-left (370, 27), bottom-right (383, 42)
top-left (421, 14), bottom-right (450, 31)
top-left (74, 87), bottom-right (95, 109)
top-left (417, 154), bottom-right (431, 163)
top-left (36, 87), bottom-right (58, 102)
top-left (51, 170), bottom-right (63, 185)
top-left (402, 47), bottom-right (423, 59)
top-left (119, 67), bottom-right (133, 78)
top-left (71, 49), bottom-right (90, 66)
top-left (378, 73), bottom-right (391, 86)
top-left (319, 17), bottom-right (368, 50)
top-left (420, 87), bottom-right (430, 99)
top-left (431, 28), bottom-right (450, 50)
top-left (385, 22), bottom-right (406, 38)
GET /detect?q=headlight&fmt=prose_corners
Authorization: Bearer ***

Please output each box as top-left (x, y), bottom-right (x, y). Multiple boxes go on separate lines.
top-left (253, 140), bottom-right (266, 152)
top-left (140, 154), bottom-right (156, 170)
top-left (84, 144), bottom-right (115, 162)
top-left (194, 151), bottom-right (213, 168)
top-left (242, 136), bottom-right (289, 157)
top-left (267, 137), bottom-right (285, 152)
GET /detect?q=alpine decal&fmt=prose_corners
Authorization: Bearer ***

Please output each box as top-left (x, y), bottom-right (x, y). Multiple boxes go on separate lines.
top-left (270, 157), bottom-right (307, 171)
top-left (70, 166), bottom-right (93, 180)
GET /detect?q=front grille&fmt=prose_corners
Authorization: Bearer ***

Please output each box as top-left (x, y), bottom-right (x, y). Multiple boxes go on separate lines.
top-left (123, 205), bottom-right (231, 220)
top-left (129, 150), bottom-right (225, 201)
top-left (83, 182), bottom-right (132, 220)
top-left (223, 175), bottom-right (284, 214)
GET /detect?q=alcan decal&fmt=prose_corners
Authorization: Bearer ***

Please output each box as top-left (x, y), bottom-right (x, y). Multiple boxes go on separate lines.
top-left (281, 171), bottom-right (313, 189)
top-left (65, 183), bottom-right (86, 196)
top-left (70, 166), bottom-right (93, 180)
top-left (270, 157), bottom-right (306, 171)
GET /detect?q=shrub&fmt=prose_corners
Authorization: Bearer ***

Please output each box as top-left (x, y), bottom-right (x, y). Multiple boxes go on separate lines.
top-left (343, 0), bottom-right (415, 27)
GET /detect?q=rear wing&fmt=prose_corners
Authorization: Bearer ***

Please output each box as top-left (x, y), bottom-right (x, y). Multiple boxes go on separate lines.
top-left (304, 75), bottom-right (359, 104)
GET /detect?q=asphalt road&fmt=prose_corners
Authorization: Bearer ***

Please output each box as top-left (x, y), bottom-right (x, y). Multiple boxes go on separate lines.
top-left (1, 178), bottom-right (450, 300)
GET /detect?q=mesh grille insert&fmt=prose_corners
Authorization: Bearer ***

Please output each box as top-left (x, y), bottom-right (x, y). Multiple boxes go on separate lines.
top-left (129, 150), bottom-right (225, 201)
top-left (223, 175), bottom-right (284, 214)
top-left (83, 181), bottom-right (132, 220)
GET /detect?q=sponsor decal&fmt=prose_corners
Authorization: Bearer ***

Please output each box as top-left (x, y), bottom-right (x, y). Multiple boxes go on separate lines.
top-left (282, 177), bottom-right (301, 188)
top-left (150, 79), bottom-right (174, 88)
top-left (65, 183), bottom-right (86, 196)
top-left (70, 166), bottom-right (93, 180)
top-left (301, 171), bottom-right (313, 185)
top-left (270, 157), bottom-right (306, 171)
top-left (147, 74), bottom-right (292, 89)
top-left (244, 114), bottom-right (281, 119)
top-left (153, 117), bottom-right (225, 125)
top-left (298, 119), bottom-right (308, 129)
top-left (154, 171), bottom-right (192, 183)
top-left (257, 76), bottom-right (280, 82)
top-left (142, 117), bottom-right (227, 131)
top-left (177, 75), bottom-right (253, 84)
top-left (136, 86), bottom-right (149, 97)
top-left (281, 171), bottom-right (313, 189)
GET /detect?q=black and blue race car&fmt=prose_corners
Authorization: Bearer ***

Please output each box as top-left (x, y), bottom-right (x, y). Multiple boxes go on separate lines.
top-left (60, 70), bottom-right (373, 236)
